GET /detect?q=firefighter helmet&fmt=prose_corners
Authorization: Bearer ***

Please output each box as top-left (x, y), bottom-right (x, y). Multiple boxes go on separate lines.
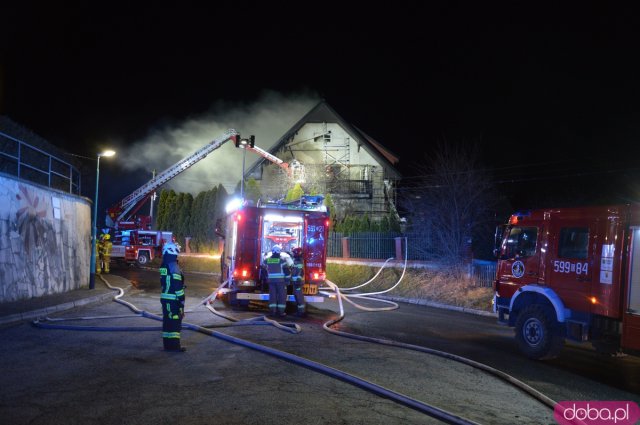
top-left (103, 234), bottom-right (111, 241)
top-left (271, 244), bottom-right (282, 255)
top-left (163, 241), bottom-right (180, 256)
top-left (292, 247), bottom-right (303, 258)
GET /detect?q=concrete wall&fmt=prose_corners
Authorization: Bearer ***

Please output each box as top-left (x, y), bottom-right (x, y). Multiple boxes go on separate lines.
top-left (0, 174), bottom-right (91, 303)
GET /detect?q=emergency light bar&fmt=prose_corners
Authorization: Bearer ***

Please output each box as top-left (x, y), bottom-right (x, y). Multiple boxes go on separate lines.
top-left (263, 214), bottom-right (304, 222)
top-left (225, 198), bottom-right (244, 214)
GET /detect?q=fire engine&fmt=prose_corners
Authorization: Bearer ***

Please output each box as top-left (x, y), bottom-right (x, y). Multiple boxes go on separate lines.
top-left (110, 229), bottom-right (173, 265)
top-left (104, 129), bottom-right (242, 265)
top-left (493, 204), bottom-right (640, 359)
top-left (218, 195), bottom-right (329, 309)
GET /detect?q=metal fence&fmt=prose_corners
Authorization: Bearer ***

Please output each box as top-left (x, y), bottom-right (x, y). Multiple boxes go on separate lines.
top-left (328, 231), bottom-right (497, 287)
top-left (0, 131), bottom-right (81, 195)
top-left (328, 231), bottom-right (435, 260)
top-left (470, 259), bottom-right (497, 288)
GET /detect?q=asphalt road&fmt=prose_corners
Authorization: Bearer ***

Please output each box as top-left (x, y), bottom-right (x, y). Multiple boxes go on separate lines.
top-left (121, 263), bottom-right (640, 400)
top-left (108, 263), bottom-right (640, 401)
top-left (0, 264), bottom-right (638, 425)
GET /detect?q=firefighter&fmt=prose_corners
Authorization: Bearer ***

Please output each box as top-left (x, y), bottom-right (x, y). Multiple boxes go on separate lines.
top-left (95, 234), bottom-right (104, 274)
top-left (290, 247), bottom-right (306, 317)
top-left (159, 241), bottom-right (186, 352)
top-left (102, 233), bottom-right (112, 273)
top-left (264, 244), bottom-right (292, 317)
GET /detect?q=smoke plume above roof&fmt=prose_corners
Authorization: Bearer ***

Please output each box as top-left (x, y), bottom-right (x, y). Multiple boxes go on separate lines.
top-left (118, 90), bottom-right (319, 193)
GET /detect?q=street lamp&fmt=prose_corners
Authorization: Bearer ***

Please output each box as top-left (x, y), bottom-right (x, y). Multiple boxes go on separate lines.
top-left (89, 150), bottom-right (116, 289)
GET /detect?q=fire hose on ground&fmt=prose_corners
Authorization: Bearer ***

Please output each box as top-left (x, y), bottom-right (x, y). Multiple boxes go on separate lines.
top-left (32, 251), bottom-right (566, 424)
top-left (31, 274), bottom-right (482, 425)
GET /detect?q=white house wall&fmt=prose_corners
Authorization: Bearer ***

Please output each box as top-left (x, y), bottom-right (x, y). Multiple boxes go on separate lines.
top-left (0, 174), bottom-right (91, 303)
top-left (285, 123), bottom-right (380, 171)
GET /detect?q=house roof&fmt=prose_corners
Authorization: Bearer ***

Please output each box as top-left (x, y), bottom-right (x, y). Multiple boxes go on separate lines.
top-left (244, 101), bottom-right (401, 179)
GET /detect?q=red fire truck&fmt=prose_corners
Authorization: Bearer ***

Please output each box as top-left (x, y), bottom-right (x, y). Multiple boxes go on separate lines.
top-left (218, 195), bottom-right (329, 308)
top-left (493, 204), bottom-right (640, 359)
top-left (110, 229), bottom-right (173, 266)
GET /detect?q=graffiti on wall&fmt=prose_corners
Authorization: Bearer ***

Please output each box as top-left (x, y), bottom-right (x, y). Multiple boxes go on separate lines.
top-left (0, 177), bottom-right (91, 303)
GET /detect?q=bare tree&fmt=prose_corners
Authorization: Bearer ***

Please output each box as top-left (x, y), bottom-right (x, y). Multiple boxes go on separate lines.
top-left (403, 139), bottom-right (498, 264)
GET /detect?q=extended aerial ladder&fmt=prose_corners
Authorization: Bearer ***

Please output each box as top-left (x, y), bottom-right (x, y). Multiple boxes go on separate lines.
top-left (106, 129), bottom-right (240, 229)
top-left (236, 135), bottom-right (304, 182)
top-left (105, 130), bottom-right (303, 230)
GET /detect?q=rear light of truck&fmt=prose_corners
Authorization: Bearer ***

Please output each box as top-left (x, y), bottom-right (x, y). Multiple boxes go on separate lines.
top-left (233, 268), bottom-right (249, 278)
top-left (309, 271), bottom-right (326, 281)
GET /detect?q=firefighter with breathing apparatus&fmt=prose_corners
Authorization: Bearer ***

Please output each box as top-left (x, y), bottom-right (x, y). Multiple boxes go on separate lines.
top-left (264, 244), bottom-right (292, 317)
top-left (159, 241), bottom-right (186, 352)
top-left (291, 247), bottom-right (306, 317)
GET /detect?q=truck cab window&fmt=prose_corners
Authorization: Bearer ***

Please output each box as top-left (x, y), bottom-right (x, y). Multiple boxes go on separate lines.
top-left (502, 226), bottom-right (538, 258)
top-left (558, 227), bottom-right (589, 259)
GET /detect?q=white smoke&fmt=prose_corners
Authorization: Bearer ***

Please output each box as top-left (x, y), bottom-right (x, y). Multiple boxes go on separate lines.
top-left (118, 90), bottom-right (319, 193)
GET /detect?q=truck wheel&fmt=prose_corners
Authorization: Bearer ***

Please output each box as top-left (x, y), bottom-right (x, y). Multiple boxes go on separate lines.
top-left (515, 304), bottom-right (564, 360)
top-left (137, 252), bottom-right (150, 266)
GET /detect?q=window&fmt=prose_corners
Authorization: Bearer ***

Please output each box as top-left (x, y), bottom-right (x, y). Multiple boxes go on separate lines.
top-left (502, 226), bottom-right (538, 258)
top-left (558, 227), bottom-right (589, 259)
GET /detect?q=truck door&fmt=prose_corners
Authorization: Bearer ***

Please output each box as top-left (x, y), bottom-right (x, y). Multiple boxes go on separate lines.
top-left (497, 225), bottom-right (541, 294)
top-left (622, 227), bottom-right (640, 351)
top-left (547, 221), bottom-right (593, 313)
top-left (304, 213), bottom-right (328, 282)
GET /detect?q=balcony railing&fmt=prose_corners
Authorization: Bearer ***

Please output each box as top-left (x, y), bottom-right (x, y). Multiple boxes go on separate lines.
top-left (325, 179), bottom-right (372, 197)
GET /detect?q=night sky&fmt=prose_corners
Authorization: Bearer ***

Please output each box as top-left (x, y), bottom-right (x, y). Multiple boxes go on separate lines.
top-left (2, 3), bottom-right (640, 211)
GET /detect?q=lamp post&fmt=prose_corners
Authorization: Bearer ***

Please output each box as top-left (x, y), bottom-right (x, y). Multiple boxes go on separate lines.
top-left (89, 150), bottom-right (116, 289)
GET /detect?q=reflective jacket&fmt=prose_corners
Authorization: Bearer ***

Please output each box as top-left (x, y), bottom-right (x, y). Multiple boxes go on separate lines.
top-left (291, 258), bottom-right (303, 284)
top-left (159, 261), bottom-right (185, 302)
top-left (102, 240), bottom-right (112, 256)
top-left (264, 253), bottom-right (292, 284)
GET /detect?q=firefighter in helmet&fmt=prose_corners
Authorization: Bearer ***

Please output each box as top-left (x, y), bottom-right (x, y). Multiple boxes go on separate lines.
top-left (101, 233), bottom-right (112, 273)
top-left (290, 247), bottom-right (306, 317)
top-left (159, 241), bottom-right (186, 352)
top-left (95, 234), bottom-right (104, 274)
top-left (264, 244), bottom-right (293, 317)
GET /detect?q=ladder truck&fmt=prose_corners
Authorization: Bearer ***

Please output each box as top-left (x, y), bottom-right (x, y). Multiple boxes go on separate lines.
top-left (105, 130), bottom-right (305, 266)
top-left (106, 129), bottom-right (241, 265)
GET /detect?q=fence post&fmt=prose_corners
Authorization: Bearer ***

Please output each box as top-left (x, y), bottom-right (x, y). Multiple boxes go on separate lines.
top-left (394, 237), bottom-right (403, 261)
top-left (342, 237), bottom-right (350, 259)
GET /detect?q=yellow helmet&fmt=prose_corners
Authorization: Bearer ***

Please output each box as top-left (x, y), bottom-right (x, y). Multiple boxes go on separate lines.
top-left (103, 234), bottom-right (111, 240)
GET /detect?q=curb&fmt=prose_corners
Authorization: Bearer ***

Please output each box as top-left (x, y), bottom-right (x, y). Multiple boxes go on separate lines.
top-left (373, 294), bottom-right (497, 318)
top-left (0, 288), bottom-right (128, 327)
